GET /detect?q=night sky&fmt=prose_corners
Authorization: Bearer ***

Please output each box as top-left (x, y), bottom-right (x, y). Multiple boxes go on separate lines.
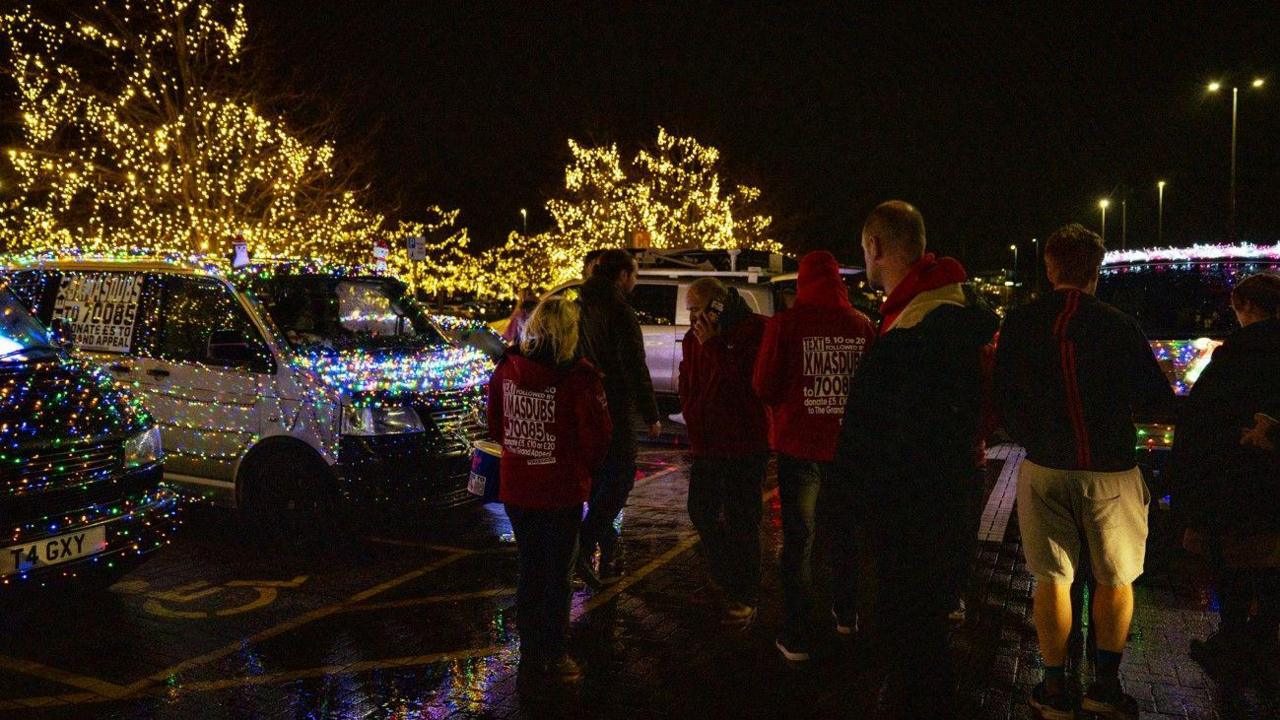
top-left (249, 2), bottom-right (1280, 271)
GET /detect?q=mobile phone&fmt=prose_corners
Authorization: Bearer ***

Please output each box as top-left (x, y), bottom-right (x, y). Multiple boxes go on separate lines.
top-left (705, 298), bottom-right (725, 325)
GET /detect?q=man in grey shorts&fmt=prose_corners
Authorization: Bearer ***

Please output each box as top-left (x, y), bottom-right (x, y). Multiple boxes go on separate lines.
top-left (994, 224), bottom-right (1174, 720)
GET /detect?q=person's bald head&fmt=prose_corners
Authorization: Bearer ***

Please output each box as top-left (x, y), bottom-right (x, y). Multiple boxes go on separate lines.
top-left (860, 201), bottom-right (927, 291)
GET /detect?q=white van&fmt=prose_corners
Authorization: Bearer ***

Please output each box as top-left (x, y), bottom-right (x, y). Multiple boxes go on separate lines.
top-left (545, 249), bottom-right (871, 400)
top-left (4, 258), bottom-right (492, 511)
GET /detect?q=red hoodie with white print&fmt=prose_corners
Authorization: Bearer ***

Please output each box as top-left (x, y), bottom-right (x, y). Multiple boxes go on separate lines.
top-left (487, 352), bottom-right (613, 509)
top-left (753, 251), bottom-right (878, 462)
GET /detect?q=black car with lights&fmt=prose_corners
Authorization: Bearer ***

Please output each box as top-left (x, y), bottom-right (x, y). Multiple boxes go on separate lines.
top-left (0, 281), bottom-right (178, 589)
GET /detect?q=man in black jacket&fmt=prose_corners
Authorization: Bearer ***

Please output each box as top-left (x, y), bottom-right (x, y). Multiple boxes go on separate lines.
top-left (994, 224), bottom-right (1174, 720)
top-left (834, 201), bottom-right (999, 715)
top-left (576, 249), bottom-right (662, 585)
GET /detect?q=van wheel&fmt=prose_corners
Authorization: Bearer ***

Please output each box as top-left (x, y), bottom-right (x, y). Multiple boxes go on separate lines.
top-left (238, 446), bottom-right (338, 533)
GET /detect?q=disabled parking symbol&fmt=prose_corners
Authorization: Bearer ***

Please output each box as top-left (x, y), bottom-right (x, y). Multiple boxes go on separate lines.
top-left (111, 576), bottom-right (308, 619)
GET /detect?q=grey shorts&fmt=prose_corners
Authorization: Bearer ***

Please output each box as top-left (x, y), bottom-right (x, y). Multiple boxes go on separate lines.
top-left (1016, 459), bottom-right (1151, 586)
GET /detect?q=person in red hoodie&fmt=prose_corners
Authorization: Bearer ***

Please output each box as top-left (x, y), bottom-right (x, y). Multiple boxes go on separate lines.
top-left (753, 251), bottom-right (877, 661)
top-left (487, 298), bottom-right (613, 684)
top-left (679, 277), bottom-right (770, 628)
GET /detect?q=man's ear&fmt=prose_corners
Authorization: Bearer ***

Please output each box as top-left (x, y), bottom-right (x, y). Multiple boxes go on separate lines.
top-left (865, 235), bottom-right (883, 261)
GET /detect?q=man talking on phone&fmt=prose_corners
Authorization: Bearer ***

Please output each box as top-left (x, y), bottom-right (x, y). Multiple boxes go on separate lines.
top-left (679, 277), bottom-right (770, 629)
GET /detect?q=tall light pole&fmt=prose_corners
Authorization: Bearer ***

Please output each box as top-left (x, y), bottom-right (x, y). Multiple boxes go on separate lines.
top-left (1157, 181), bottom-right (1166, 245)
top-left (1121, 198), bottom-right (1127, 249)
top-left (1208, 77), bottom-right (1265, 242)
top-left (1009, 243), bottom-right (1018, 281)
top-left (1031, 237), bottom-right (1040, 294)
top-left (520, 208), bottom-right (528, 235)
top-left (1099, 198), bottom-right (1110, 242)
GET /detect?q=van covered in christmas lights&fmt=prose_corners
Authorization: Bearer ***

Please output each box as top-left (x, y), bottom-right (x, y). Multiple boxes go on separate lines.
top-left (0, 280), bottom-right (177, 588)
top-left (1098, 243), bottom-right (1280, 455)
top-left (4, 258), bottom-right (491, 512)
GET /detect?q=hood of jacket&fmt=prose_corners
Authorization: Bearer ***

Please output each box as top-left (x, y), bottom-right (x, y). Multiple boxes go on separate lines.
top-left (796, 251), bottom-right (852, 309)
top-left (499, 351), bottom-right (592, 392)
top-left (880, 253), bottom-right (968, 332)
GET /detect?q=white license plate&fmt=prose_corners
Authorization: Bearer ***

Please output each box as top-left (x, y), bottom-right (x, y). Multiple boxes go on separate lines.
top-left (2, 526), bottom-right (108, 577)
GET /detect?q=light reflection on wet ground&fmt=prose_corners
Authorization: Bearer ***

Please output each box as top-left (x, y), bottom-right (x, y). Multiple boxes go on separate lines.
top-left (0, 446), bottom-right (1274, 719)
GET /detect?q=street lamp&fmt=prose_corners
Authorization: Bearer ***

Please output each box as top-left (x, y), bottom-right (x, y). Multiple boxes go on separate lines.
top-left (1031, 237), bottom-right (1040, 294)
top-left (1121, 198), bottom-right (1127, 250)
top-left (1157, 181), bottom-right (1166, 245)
top-left (1009, 243), bottom-right (1018, 282)
top-left (520, 208), bottom-right (528, 235)
top-left (1208, 77), bottom-right (1266, 242)
top-left (1099, 198), bottom-right (1110, 242)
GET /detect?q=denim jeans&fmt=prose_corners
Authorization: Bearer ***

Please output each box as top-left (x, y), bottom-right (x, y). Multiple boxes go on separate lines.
top-left (506, 504), bottom-right (581, 663)
top-left (777, 454), bottom-right (823, 636)
top-left (687, 453), bottom-right (767, 606)
top-left (580, 449), bottom-right (637, 563)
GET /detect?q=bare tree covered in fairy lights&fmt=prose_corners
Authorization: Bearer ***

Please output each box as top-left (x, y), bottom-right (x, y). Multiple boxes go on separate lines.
top-left (0, 0), bottom-right (466, 286)
top-left (474, 127), bottom-right (779, 294)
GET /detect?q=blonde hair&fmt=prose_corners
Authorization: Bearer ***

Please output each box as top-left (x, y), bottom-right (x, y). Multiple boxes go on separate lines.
top-left (520, 298), bottom-right (580, 364)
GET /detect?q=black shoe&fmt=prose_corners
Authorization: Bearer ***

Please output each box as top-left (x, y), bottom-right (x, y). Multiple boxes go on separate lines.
top-left (1080, 681), bottom-right (1138, 719)
top-left (1189, 626), bottom-right (1251, 665)
top-left (1028, 680), bottom-right (1075, 720)
top-left (775, 632), bottom-right (811, 662)
top-left (831, 607), bottom-right (858, 636)
top-left (574, 555), bottom-right (602, 590)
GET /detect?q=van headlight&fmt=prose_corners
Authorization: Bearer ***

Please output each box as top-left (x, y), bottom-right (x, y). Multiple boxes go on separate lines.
top-left (124, 426), bottom-right (163, 468)
top-left (342, 405), bottom-right (426, 436)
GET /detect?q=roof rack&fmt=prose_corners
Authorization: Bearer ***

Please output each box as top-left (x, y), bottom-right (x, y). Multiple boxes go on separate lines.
top-left (625, 247), bottom-right (795, 274)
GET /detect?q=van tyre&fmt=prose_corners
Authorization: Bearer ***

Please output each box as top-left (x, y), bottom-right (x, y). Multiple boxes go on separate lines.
top-left (238, 445), bottom-right (341, 540)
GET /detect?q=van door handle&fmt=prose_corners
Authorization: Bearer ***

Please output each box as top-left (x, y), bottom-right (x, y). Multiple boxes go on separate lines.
top-left (107, 363), bottom-right (132, 374)
top-left (146, 368), bottom-right (171, 379)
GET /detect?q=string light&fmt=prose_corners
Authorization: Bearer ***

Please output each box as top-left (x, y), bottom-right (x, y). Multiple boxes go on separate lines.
top-left (0, 2), bottom-right (465, 286)
top-left (1104, 243), bottom-right (1280, 267)
top-left (474, 127), bottom-right (779, 294)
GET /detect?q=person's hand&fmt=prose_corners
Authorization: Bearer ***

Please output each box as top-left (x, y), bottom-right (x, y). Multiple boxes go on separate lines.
top-left (692, 314), bottom-right (720, 344)
top-left (1240, 413), bottom-right (1277, 451)
top-left (648, 421), bottom-right (663, 439)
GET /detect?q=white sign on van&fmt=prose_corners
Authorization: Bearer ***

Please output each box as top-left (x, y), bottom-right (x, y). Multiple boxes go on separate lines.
top-left (52, 273), bottom-right (144, 353)
top-left (406, 236), bottom-right (426, 261)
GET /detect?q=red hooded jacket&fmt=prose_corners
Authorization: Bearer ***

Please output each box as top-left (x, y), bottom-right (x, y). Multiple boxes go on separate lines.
top-left (487, 352), bottom-right (613, 509)
top-left (679, 301), bottom-right (770, 458)
top-left (753, 251), bottom-right (878, 462)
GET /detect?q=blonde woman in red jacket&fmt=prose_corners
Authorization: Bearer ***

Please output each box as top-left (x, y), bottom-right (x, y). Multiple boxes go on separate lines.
top-left (487, 298), bottom-right (613, 684)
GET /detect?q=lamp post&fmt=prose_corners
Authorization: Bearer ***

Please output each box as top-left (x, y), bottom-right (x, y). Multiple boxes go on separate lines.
top-left (1009, 243), bottom-right (1018, 281)
top-left (520, 208), bottom-right (528, 236)
top-left (1099, 198), bottom-right (1110, 242)
top-left (1208, 78), bottom-right (1265, 242)
top-left (1121, 198), bottom-right (1127, 249)
top-left (1031, 237), bottom-right (1040, 294)
top-left (1157, 181), bottom-right (1166, 245)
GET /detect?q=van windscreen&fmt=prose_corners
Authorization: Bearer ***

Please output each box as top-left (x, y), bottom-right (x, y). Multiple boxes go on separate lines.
top-left (1097, 261), bottom-right (1280, 339)
top-left (253, 275), bottom-right (444, 351)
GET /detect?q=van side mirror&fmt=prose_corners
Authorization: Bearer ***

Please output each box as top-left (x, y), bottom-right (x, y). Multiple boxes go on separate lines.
top-left (49, 317), bottom-right (76, 351)
top-left (207, 328), bottom-right (256, 365)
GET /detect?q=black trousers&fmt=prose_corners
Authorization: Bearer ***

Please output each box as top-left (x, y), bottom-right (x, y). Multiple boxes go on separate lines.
top-left (580, 447), bottom-right (637, 561)
top-left (865, 475), bottom-right (971, 714)
top-left (687, 453), bottom-right (767, 606)
top-left (506, 504), bottom-right (581, 663)
top-left (778, 455), bottom-right (824, 634)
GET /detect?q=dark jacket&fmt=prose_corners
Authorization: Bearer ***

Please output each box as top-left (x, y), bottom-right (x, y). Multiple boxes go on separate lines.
top-left (1170, 318), bottom-right (1280, 532)
top-left (834, 256), bottom-right (999, 493)
top-left (679, 290), bottom-right (770, 458)
top-left (577, 275), bottom-right (660, 450)
top-left (994, 289), bottom-right (1174, 472)
top-left (753, 251), bottom-right (877, 462)
top-left (487, 351), bottom-right (613, 509)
